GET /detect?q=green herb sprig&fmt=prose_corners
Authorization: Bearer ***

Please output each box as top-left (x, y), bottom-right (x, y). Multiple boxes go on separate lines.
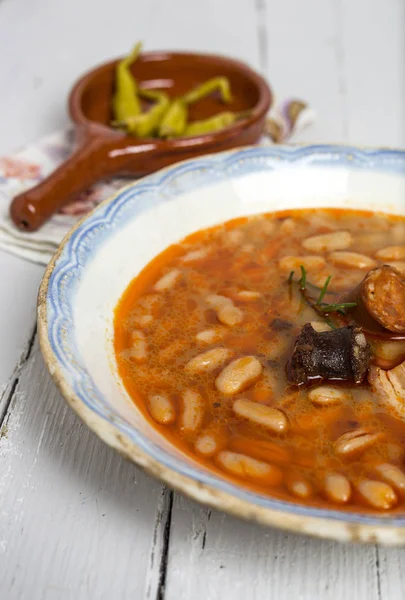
top-left (287, 266), bottom-right (357, 321)
top-left (318, 301), bottom-right (358, 315)
top-left (298, 265), bottom-right (307, 290)
top-left (316, 274), bottom-right (332, 305)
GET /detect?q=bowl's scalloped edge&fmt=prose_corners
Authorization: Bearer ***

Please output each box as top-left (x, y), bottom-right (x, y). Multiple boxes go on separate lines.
top-left (38, 143), bottom-right (405, 545)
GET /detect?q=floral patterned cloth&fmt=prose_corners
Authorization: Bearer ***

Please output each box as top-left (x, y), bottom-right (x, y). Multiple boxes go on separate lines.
top-left (0, 100), bottom-right (314, 265)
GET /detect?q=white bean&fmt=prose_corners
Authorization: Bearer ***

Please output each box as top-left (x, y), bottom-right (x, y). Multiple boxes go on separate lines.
top-left (185, 348), bottom-right (232, 374)
top-left (335, 428), bottom-right (381, 457)
top-left (218, 304), bottom-right (244, 326)
top-left (311, 270), bottom-right (366, 292)
top-left (154, 269), bottom-right (181, 291)
top-left (206, 294), bottom-right (232, 310)
top-left (285, 471), bottom-right (313, 499)
top-left (310, 321), bottom-right (333, 333)
top-left (215, 356), bottom-right (263, 395)
top-left (375, 245), bottom-right (405, 261)
top-left (216, 451), bottom-right (283, 485)
top-left (280, 218), bottom-right (296, 235)
top-left (324, 472), bottom-right (351, 504)
top-left (129, 330), bottom-right (147, 361)
top-left (392, 223), bottom-right (405, 243)
top-left (180, 389), bottom-right (205, 433)
top-left (138, 294), bottom-right (160, 311)
top-left (355, 232), bottom-right (390, 251)
top-left (372, 340), bottom-right (405, 364)
top-left (206, 294), bottom-right (243, 326)
top-left (374, 463), bottom-right (405, 496)
top-left (129, 297), bottom-right (156, 327)
top-left (136, 314), bottom-right (154, 326)
top-left (253, 217), bottom-right (276, 235)
top-left (387, 261), bottom-right (405, 274)
top-left (233, 399), bottom-right (288, 433)
top-left (302, 231), bottom-right (352, 253)
top-left (147, 394), bottom-right (176, 425)
top-left (195, 433), bottom-right (218, 456)
top-left (308, 385), bottom-right (349, 406)
top-left (181, 248), bottom-right (209, 263)
top-left (308, 271), bottom-right (335, 289)
top-left (194, 426), bottom-right (226, 456)
top-left (279, 255), bottom-right (326, 272)
top-left (328, 252), bottom-right (376, 269)
top-left (196, 327), bottom-right (227, 344)
top-left (236, 290), bottom-right (262, 301)
top-left (357, 479), bottom-right (397, 510)
top-left (226, 230), bottom-right (245, 245)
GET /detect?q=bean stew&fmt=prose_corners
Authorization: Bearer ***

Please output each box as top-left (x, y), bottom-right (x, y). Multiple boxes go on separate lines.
top-left (114, 208), bottom-right (405, 512)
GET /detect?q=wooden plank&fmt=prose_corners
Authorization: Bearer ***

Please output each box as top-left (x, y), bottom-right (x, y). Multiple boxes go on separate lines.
top-left (378, 546), bottom-right (405, 600)
top-left (0, 339), bottom-right (164, 599)
top-left (263, 0), bottom-right (348, 143)
top-left (139, 0), bottom-right (261, 67)
top-left (0, 253), bottom-right (43, 417)
top-left (339, 0), bottom-right (405, 147)
top-left (144, 488), bottom-right (173, 600)
top-left (164, 495), bottom-right (379, 600)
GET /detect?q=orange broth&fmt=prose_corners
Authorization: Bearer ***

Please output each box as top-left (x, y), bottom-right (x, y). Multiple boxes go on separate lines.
top-left (114, 208), bottom-right (405, 512)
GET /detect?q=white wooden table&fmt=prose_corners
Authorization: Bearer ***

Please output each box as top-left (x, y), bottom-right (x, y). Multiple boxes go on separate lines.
top-left (0, 0), bottom-right (404, 598)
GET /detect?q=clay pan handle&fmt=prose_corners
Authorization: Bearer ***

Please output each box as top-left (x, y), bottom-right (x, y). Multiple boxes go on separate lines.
top-left (9, 126), bottom-right (151, 232)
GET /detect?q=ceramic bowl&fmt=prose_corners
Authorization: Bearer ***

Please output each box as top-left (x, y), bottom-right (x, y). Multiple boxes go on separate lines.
top-left (38, 145), bottom-right (405, 545)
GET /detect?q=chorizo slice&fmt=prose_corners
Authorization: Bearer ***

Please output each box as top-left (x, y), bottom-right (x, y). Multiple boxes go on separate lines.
top-left (360, 266), bottom-right (405, 334)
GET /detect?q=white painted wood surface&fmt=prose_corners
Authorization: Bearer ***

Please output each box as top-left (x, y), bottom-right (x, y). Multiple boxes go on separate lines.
top-left (0, 341), bottom-right (166, 599)
top-left (0, 0), bottom-right (404, 598)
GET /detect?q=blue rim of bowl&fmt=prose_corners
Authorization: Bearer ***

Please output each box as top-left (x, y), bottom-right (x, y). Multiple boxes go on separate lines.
top-left (39, 144), bottom-right (405, 531)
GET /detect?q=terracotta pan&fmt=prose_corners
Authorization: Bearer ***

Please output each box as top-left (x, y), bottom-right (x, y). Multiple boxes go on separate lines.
top-left (10, 51), bottom-right (272, 232)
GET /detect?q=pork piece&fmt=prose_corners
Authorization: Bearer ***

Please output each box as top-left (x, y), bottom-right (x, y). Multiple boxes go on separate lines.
top-left (286, 323), bottom-right (370, 385)
top-left (347, 265), bottom-right (405, 334)
top-left (368, 361), bottom-right (405, 419)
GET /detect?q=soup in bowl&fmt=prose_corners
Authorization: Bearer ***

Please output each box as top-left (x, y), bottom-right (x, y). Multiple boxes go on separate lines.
top-left (114, 207), bottom-right (405, 513)
top-left (38, 145), bottom-right (405, 543)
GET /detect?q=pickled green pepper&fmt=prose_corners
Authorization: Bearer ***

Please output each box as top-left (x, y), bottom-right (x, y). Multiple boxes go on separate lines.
top-left (136, 90), bottom-right (170, 137)
top-left (113, 89), bottom-right (170, 137)
top-left (110, 45), bottom-right (240, 140)
top-left (183, 77), bottom-right (232, 105)
top-left (184, 111), bottom-right (237, 137)
top-left (112, 42), bottom-right (142, 122)
top-left (158, 99), bottom-right (188, 138)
